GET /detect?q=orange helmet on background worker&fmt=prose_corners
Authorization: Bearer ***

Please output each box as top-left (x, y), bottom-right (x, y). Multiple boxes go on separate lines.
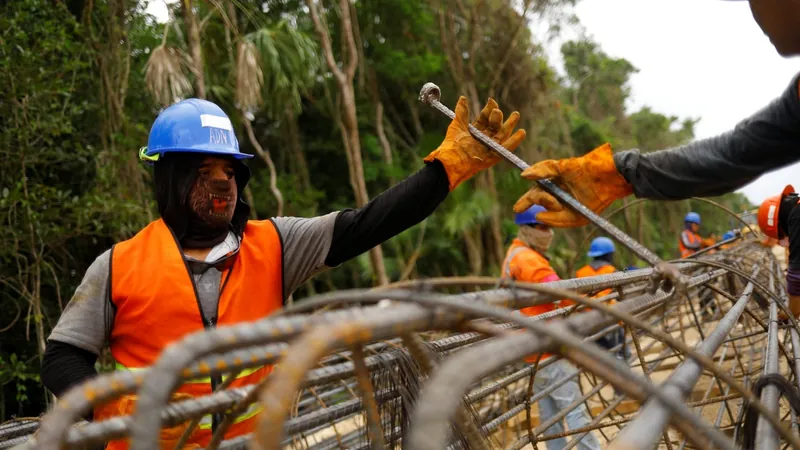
top-left (758, 185), bottom-right (795, 246)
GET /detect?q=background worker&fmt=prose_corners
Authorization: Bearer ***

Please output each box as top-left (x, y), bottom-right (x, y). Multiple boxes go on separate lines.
top-left (40, 95), bottom-right (526, 449)
top-left (758, 185), bottom-right (800, 318)
top-left (678, 212), bottom-right (718, 319)
top-left (512, 0), bottom-right (800, 228)
top-left (503, 205), bottom-right (601, 450)
top-left (720, 230), bottom-right (737, 250)
top-left (575, 237), bottom-right (629, 365)
top-left (679, 212), bottom-right (716, 259)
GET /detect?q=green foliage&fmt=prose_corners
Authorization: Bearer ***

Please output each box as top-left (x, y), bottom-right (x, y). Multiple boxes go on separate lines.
top-left (0, 354), bottom-right (39, 409)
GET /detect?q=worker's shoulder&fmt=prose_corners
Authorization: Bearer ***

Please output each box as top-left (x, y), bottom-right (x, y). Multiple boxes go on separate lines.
top-left (509, 246), bottom-right (548, 265)
top-left (265, 212), bottom-right (339, 239)
top-left (80, 248), bottom-right (111, 285)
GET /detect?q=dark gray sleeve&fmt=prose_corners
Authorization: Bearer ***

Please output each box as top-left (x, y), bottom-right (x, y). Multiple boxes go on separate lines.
top-left (47, 250), bottom-right (114, 356)
top-left (273, 213), bottom-right (339, 299)
top-left (614, 73), bottom-right (800, 200)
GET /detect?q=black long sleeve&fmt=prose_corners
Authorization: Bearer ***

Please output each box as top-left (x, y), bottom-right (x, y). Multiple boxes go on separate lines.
top-left (325, 161), bottom-right (449, 266)
top-left (42, 340), bottom-right (98, 398)
top-left (614, 72), bottom-right (800, 200)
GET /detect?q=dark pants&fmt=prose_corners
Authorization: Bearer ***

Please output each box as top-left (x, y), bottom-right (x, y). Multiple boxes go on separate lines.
top-left (699, 286), bottom-right (717, 319)
top-left (596, 328), bottom-right (629, 362)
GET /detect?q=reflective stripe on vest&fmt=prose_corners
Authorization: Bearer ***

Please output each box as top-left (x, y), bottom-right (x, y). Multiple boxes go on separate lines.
top-left (502, 246), bottom-right (530, 278)
top-left (115, 363), bottom-right (266, 384)
top-left (197, 400), bottom-right (264, 430)
top-left (104, 218), bottom-right (283, 448)
top-left (679, 230), bottom-right (702, 258)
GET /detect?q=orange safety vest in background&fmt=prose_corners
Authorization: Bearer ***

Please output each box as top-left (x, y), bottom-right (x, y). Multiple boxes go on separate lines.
top-left (679, 229), bottom-right (703, 258)
top-left (575, 262), bottom-right (617, 302)
top-left (502, 239), bottom-right (558, 362)
top-left (97, 218), bottom-right (283, 449)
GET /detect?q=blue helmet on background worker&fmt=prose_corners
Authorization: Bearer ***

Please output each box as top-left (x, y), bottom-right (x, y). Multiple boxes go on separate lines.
top-left (684, 212), bottom-right (701, 225)
top-left (139, 99), bottom-right (254, 163)
top-left (587, 237), bottom-right (615, 258)
top-left (515, 204), bottom-right (547, 226)
top-left (722, 230), bottom-right (735, 241)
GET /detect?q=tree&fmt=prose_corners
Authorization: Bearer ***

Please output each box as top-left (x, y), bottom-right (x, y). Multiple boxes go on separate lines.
top-left (306, 0), bottom-right (390, 286)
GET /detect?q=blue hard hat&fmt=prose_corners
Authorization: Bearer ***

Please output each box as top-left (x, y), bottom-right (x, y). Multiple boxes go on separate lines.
top-left (515, 205), bottom-right (547, 225)
top-left (722, 231), bottom-right (735, 241)
top-left (684, 212), bottom-right (701, 224)
top-left (140, 99), bottom-right (253, 162)
top-left (587, 237), bottom-right (615, 257)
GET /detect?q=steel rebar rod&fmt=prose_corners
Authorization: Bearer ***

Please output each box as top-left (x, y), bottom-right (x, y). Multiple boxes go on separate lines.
top-left (610, 272), bottom-right (756, 448)
top-left (418, 82), bottom-right (662, 266)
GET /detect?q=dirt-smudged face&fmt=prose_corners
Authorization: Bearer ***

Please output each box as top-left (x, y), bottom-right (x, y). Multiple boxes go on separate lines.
top-left (188, 156), bottom-right (237, 228)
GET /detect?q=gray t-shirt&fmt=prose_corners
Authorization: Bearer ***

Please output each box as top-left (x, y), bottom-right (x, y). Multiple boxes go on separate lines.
top-left (47, 214), bottom-right (338, 355)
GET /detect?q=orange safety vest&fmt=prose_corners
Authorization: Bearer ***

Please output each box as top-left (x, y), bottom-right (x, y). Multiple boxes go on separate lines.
top-left (573, 262), bottom-right (617, 311)
top-left (502, 239), bottom-right (558, 362)
top-left (679, 229), bottom-right (703, 258)
top-left (96, 218), bottom-right (283, 449)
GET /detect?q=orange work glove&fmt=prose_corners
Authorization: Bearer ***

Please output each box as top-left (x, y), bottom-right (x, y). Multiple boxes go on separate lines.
top-left (513, 143), bottom-right (633, 228)
top-left (425, 97), bottom-right (526, 190)
top-left (702, 237), bottom-right (716, 248)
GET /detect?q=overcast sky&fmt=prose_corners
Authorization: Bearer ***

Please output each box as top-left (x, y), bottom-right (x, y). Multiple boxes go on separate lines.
top-left (145, 0), bottom-right (798, 204)
top-left (547, 0), bottom-right (799, 205)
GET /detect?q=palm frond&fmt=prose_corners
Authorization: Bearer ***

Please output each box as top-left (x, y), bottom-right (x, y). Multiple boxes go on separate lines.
top-left (243, 20), bottom-right (320, 118)
top-left (144, 45), bottom-right (192, 106)
top-left (236, 40), bottom-right (264, 112)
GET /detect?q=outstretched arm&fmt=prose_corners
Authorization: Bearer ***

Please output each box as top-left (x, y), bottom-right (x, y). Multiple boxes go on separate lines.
top-left (325, 161), bottom-right (448, 266)
top-left (514, 73), bottom-right (800, 228)
top-left (277, 96), bottom-right (526, 297)
top-left (615, 74), bottom-right (800, 200)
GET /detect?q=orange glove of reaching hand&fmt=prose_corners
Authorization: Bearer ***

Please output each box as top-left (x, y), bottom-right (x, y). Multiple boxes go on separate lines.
top-left (425, 96), bottom-right (526, 190)
top-left (513, 143), bottom-right (633, 227)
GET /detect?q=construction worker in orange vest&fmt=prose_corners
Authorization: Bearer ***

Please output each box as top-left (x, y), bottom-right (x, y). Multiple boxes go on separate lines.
top-left (502, 205), bottom-right (601, 450)
top-left (679, 212), bottom-right (716, 258)
top-left (510, 3), bottom-right (800, 233)
top-left (575, 237), bottom-right (629, 368)
top-left (758, 185), bottom-right (800, 319)
top-left (41, 96), bottom-right (526, 449)
top-left (679, 212), bottom-right (719, 320)
top-left (719, 230), bottom-right (737, 250)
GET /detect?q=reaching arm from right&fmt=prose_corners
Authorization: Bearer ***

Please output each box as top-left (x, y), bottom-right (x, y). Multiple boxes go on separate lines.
top-left (615, 73), bottom-right (800, 200)
top-left (514, 73), bottom-right (800, 228)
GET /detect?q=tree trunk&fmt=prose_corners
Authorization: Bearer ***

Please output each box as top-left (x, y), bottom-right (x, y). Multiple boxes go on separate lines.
top-left (183, 0), bottom-right (206, 99)
top-left (483, 169), bottom-right (505, 268)
top-left (307, 0), bottom-right (389, 286)
top-left (368, 69), bottom-right (393, 166)
top-left (243, 117), bottom-right (284, 217)
top-left (463, 229), bottom-right (483, 275)
top-left (407, 99), bottom-right (424, 140)
top-left (285, 103), bottom-right (312, 194)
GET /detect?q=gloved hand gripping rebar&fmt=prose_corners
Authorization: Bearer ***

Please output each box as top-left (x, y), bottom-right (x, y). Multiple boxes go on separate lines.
top-left (419, 82), bottom-right (686, 292)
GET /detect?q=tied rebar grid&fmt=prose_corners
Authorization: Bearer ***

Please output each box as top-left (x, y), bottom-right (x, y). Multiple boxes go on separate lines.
top-left (11, 238), bottom-right (800, 450)
top-left (11, 88), bottom-right (800, 450)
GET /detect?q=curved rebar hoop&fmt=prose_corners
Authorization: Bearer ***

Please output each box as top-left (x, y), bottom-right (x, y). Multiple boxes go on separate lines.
top-left (23, 234), bottom-right (797, 450)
